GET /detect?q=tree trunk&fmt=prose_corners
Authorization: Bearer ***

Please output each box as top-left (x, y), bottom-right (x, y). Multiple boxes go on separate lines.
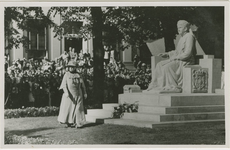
top-left (91, 7), bottom-right (104, 108)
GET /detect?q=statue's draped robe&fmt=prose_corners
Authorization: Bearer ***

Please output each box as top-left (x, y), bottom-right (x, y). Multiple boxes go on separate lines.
top-left (58, 72), bottom-right (86, 126)
top-left (148, 32), bottom-right (196, 92)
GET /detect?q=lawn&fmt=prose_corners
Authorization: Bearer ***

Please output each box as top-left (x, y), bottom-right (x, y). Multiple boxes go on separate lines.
top-left (4, 116), bottom-right (225, 145)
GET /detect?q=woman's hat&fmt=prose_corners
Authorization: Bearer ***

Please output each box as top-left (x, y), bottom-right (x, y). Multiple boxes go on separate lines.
top-left (66, 61), bottom-right (78, 67)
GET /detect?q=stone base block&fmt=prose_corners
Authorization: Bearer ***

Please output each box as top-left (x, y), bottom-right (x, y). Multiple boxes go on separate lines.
top-left (118, 93), bottom-right (224, 107)
top-left (215, 89), bottom-right (224, 94)
top-left (182, 65), bottom-right (208, 93)
top-left (123, 85), bottom-right (142, 93)
top-left (199, 58), bottom-right (222, 93)
top-left (203, 55), bottom-right (214, 59)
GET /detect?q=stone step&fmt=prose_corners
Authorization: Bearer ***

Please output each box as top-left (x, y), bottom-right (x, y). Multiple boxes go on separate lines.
top-left (85, 115), bottom-right (111, 123)
top-left (119, 93), bottom-right (171, 106)
top-left (138, 105), bottom-right (225, 114)
top-left (102, 118), bottom-right (225, 129)
top-left (103, 118), bottom-right (154, 128)
top-left (87, 109), bottom-right (113, 118)
top-left (119, 93), bottom-right (224, 107)
top-left (102, 103), bottom-right (119, 111)
top-left (160, 112), bottom-right (225, 122)
top-left (122, 112), bottom-right (225, 122)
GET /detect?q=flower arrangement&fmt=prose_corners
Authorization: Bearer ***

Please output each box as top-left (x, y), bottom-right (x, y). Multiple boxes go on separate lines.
top-left (4, 106), bottom-right (59, 119)
top-left (113, 102), bottom-right (138, 118)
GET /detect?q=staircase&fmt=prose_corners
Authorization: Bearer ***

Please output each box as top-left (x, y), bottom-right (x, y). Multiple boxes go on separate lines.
top-left (86, 103), bottom-right (118, 123)
top-left (86, 92), bottom-right (225, 128)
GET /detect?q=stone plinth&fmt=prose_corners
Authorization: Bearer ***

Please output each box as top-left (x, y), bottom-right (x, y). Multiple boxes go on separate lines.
top-left (215, 89), bottom-right (225, 94)
top-left (203, 55), bottom-right (214, 59)
top-left (123, 85), bottom-right (141, 93)
top-left (86, 93), bottom-right (225, 128)
top-left (199, 57), bottom-right (222, 93)
top-left (182, 65), bottom-right (208, 93)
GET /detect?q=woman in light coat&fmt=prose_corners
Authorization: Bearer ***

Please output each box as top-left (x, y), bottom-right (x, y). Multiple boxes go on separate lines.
top-left (58, 61), bottom-right (87, 128)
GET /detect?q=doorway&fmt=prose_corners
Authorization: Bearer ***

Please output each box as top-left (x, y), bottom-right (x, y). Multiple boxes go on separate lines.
top-left (64, 38), bottom-right (82, 53)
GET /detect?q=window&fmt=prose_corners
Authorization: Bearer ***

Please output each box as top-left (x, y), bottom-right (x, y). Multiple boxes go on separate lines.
top-left (26, 19), bottom-right (48, 59)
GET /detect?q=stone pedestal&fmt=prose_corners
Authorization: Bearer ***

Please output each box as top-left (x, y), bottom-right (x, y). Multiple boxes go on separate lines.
top-left (182, 65), bottom-right (208, 93)
top-left (199, 55), bottom-right (222, 93)
top-left (215, 89), bottom-right (224, 94)
top-left (123, 85), bottom-right (142, 93)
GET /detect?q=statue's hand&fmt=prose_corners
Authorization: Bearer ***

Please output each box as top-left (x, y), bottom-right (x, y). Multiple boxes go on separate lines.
top-left (158, 53), bottom-right (169, 58)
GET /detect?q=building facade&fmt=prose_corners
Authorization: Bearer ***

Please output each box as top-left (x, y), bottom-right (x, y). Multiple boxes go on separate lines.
top-left (6, 7), bottom-right (136, 66)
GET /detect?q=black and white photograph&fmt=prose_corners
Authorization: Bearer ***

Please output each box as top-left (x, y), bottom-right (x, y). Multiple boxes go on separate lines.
top-left (1, 1), bottom-right (229, 148)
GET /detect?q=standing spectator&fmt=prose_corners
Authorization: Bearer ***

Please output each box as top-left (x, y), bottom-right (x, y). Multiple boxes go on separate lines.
top-left (5, 55), bottom-right (9, 72)
top-left (78, 49), bottom-right (84, 60)
top-left (57, 50), bottom-right (70, 67)
top-left (5, 72), bottom-right (12, 108)
top-left (69, 48), bottom-right (78, 61)
top-left (58, 61), bottom-right (87, 128)
top-left (104, 45), bottom-right (110, 65)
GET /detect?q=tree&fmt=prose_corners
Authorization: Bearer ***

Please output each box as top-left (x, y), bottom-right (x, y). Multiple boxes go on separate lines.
top-left (47, 7), bottom-right (105, 106)
top-left (4, 7), bottom-right (53, 52)
top-left (189, 7), bottom-right (224, 65)
top-left (104, 7), bottom-right (197, 52)
top-left (91, 7), bottom-right (104, 107)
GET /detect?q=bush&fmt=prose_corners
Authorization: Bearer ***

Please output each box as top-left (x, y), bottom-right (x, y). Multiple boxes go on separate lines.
top-left (4, 106), bottom-right (59, 119)
top-left (113, 102), bottom-right (138, 118)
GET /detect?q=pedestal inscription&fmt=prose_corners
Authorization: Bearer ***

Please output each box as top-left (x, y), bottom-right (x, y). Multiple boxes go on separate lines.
top-left (183, 65), bottom-right (208, 93)
top-left (192, 69), bottom-right (208, 93)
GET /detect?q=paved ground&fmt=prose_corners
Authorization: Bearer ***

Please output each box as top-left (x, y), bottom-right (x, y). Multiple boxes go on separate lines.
top-left (4, 116), bottom-right (225, 145)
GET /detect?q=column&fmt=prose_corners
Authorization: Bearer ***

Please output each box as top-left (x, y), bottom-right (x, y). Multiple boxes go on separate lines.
top-left (122, 42), bottom-right (132, 63)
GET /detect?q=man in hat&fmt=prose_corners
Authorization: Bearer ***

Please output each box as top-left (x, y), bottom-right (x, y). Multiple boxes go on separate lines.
top-left (146, 20), bottom-right (196, 93)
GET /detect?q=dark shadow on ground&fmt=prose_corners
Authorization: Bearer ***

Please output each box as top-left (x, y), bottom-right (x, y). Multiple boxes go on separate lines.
top-left (114, 142), bottom-right (138, 144)
top-left (83, 122), bottom-right (103, 128)
top-left (5, 127), bottom-right (56, 136)
top-left (27, 135), bottom-right (43, 138)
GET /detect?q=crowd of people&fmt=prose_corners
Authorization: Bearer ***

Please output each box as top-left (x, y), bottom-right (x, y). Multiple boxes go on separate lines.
top-left (4, 47), bottom-right (152, 109)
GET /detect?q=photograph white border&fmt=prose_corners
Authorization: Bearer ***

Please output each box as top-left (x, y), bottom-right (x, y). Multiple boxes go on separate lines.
top-left (0, 1), bottom-right (229, 149)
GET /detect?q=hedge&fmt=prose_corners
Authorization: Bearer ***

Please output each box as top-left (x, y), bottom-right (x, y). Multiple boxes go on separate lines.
top-left (4, 106), bottom-right (59, 119)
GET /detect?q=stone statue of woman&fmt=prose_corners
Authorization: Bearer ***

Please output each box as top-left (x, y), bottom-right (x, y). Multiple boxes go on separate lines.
top-left (145, 20), bottom-right (197, 93)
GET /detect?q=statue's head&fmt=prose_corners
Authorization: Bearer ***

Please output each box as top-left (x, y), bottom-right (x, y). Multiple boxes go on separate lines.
top-left (177, 20), bottom-right (190, 36)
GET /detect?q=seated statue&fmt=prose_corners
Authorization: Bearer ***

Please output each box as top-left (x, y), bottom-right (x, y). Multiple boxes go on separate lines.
top-left (145, 20), bottom-right (197, 93)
